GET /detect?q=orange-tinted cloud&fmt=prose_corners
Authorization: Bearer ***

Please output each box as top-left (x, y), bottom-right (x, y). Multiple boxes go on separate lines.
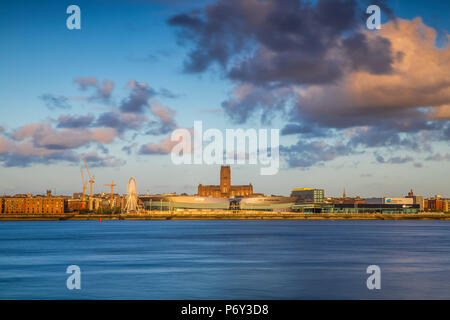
top-left (297, 18), bottom-right (450, 125)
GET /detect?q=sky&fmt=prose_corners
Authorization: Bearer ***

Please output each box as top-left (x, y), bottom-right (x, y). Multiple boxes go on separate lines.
top-left (0, 0), bottom-right (449, 198)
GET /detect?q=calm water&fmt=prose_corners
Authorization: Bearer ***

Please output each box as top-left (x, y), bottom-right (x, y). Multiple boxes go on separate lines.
top-left (0, 220), bottom-right (450, 299)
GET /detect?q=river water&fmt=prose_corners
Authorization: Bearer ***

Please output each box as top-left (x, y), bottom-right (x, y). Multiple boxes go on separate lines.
top-left (0, 220), bottom-right (449, 299)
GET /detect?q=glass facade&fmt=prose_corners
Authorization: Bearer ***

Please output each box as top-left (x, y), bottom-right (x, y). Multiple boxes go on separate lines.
top-left (292, 203), bottom-right (420, 214)
top-left (291, 189), bottom-right (324, 203)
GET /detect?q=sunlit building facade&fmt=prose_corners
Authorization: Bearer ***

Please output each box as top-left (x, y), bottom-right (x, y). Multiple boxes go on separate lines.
top-left (2, 196), bottom-right (65, 214)
top-left (198, 166), bottom-right (253, 198)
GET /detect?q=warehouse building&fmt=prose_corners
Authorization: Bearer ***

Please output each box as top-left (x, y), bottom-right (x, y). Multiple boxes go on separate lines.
top-left (2, 195), bottom-right (65, 214)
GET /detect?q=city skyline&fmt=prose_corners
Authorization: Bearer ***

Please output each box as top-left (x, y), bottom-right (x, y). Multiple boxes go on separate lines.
top-left (0, 0), bottom-right (449, 198)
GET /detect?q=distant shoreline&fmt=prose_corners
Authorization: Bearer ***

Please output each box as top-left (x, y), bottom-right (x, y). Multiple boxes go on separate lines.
top-left (0, 212), bottom-right (449, 221)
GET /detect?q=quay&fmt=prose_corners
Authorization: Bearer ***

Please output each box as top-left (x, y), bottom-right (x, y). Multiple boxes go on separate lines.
top-left (0, 211), bottom-right (449, 221)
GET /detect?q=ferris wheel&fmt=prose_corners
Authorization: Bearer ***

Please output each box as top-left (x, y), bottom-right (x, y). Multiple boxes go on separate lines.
top-left (125, 177), bottom-right (139, 213)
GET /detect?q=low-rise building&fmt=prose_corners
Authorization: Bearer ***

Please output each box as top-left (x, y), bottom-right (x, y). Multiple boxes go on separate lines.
top-left (365, 197), bottom-right (414, 205)
top-left (292, 203), bottom-right (420, 214)
top-left (3, 195), bottom-right (65, 214)
top-left (383, 197), bottom-right (414, 205)
top-left (425, 195), bottom-right (449, 212)
top-left (67, 199), bottom-right (86, 212)
top-left (291, 188), bottom-right (324, 203)
top-left (405, 189), bottom-right (424, 211)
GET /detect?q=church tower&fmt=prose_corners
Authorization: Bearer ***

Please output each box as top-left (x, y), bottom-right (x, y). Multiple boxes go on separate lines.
top-left (220, 166), bottom-right (231, 194)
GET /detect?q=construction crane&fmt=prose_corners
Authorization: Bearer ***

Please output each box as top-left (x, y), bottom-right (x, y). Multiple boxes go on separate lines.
top-left (83, 158), bottom-right (95, 208)
top-left (104, 181), bottom-right (117, 208)
top-left (80, 169), bottom-right (87, 209)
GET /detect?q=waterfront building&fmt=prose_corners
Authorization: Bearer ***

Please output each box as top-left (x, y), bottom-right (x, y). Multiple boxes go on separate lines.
top-left (290, 188), bottom-right (324, 203)
top-left (383, 197), bottom-right (414, 205)
top-left (365, 197), bottom-right (414, 205)
top-left (2, 195), bottom-right (65, 214)
top-left (239, 196), bottom-right (297, 211)
top-left (406, 189), bottom-right (424, 211)
top-left (425, 195), bottom-right (449, 212)
top-left (67, 199), bottom-right (84, 212)
top-left (139, 193), bottom-right (296, 212)
top-left (292, 203), bottom-right (420, 214)
top-left (139, 195), bottom-right (229, 211)
top-left (326, 203), bottom-right (420, 214)
top-left (364, 197), bottom-right (383, 204)
top-left (328, 193), bottom-right (365, 204)
top-left (198, 166), bottom-right (254, 198)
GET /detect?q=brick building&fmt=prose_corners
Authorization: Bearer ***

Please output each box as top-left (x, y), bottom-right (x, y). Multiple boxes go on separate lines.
top-left (2, 196), bottom-right (65, 214)
top-left (424, 195), bottom-right (449, 212)
top-left (198, 166), bottom-right (253, 198)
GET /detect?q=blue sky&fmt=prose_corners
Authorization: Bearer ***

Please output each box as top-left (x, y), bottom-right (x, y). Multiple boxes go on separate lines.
top-left (0, 0), bottom-right (449, 198)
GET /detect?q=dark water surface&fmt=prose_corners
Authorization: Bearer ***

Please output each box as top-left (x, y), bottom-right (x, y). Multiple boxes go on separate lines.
top-left (0, 220), bottom-right (449, 299)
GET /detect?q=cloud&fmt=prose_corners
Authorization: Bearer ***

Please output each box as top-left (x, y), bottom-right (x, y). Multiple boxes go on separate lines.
top-left (0, 120), bottom-right (126, 167)
top-left (1, 76), bottom-right (184, 167)
top-left (281, 140), bottom-right (354, 168)
top-left (425, 153), bottom-right (450, 161)
top-left (347, 126), bottom-right (421, 150)
top-left (82, 151), bottom-right (125, 167)
top-left (0, 136), bottom-right (14, 154)
top-left (0, 124), bottom-right (123, 167)
top-left (11, 123), bottom-right (117, 150)
top-left (139, 135), bottom-right (178, 155)
top-left (39, 94), bottom-right (71, 110)
top-left (218, 18), bottom-right (449, 131)
top-left (57, 115), bottom-right (95, 128)
top-left (431, 104), bottom-right (450, 120)
top-left (94, 111), bottom-right (148, 134)
top-left (39, 79), bottom-right (183, 159)
top-left (74, 77), bottom-right (115, 102)
top-left (146, 100), bottom-right (178, 135)
top-left (374, 153), bottom-right (414, 164)
top-left (120, 79), bottom-right (156, 113)
top-left (281, 123), bottom-right (329, 137)
top-left (122, 143), bottom-right (137, 155)
top-left (169, 0), bottom-right (395, 84)
top-left (360, 173), bottom-right (373, 178)
top-left (127, 53), bottom-right (159, 63)
top-left (158, 88), bottom-right (182, 99)
top-left (0, 138), bottom-right (79, 167)
top-left (74, 77), bottom-right (98, 89)
top-left (289, 18), bottom-right (450, 130)
top-left (0, 152), bottom-right (79, 168)
top-left (387, 156), bottom-right (414, 164)
top-left (222, 84), bottom-right (293, 124)
top-left (170, 1), bottom-right (449, 168)
top-left (139, 128), bottom-right (193, 155)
